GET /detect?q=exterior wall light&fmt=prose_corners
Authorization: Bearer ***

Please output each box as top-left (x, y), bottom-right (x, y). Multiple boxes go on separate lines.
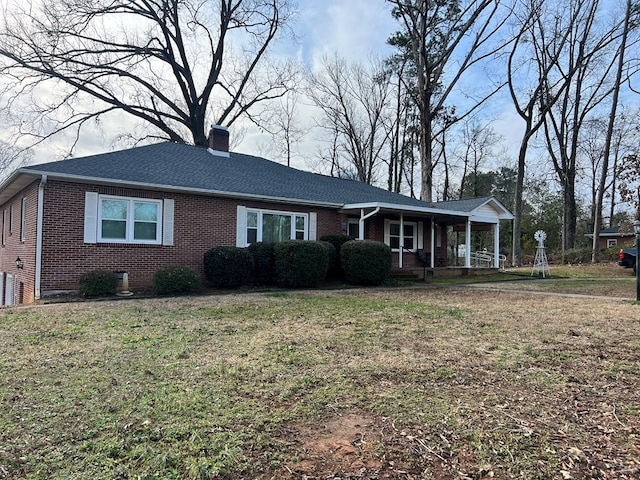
top-left (16, 257), bottom-right (24, 269)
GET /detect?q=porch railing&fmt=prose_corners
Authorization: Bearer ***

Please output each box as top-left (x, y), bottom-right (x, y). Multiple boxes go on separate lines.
top-left (472, 251), bottom-right (507, 271)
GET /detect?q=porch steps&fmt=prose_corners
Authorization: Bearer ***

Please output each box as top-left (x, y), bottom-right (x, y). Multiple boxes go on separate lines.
top-left (390, 270), bottom-right (422, 282)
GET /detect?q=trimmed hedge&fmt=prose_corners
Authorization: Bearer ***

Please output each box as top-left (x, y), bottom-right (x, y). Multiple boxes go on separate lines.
top-left (320, 234), bottom-right (356, 255)
top-left (341, 240), bottom-right (391, 285)
top-left (320, 234), bottom-right (354, 278)
top-left (78, 269), bottom-right (118, 297)
top-left (318, 241), bottom-right (338, 279)
top-left (152, 264), bottom-right (201, 295)
top-left (274, 240), bottom-right (329, 288)
top-left (247, 242), bottom-right (277, 285)
top-left (204, 246), bottom-right (254, 288)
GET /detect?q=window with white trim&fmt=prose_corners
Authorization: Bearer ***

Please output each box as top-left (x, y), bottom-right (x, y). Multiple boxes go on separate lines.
top-left (1, 209), bottom-right (5, 246)
top-left (98, 195), bottom-right (162, 244)
top-left (20, 198), bottom-right (26, 242)
top-left (386, 220), bottom-right (418, 251)
top-left (607, 239), bottom-right (617, 248)
top-left (245, 209), bottom-right (308, 245)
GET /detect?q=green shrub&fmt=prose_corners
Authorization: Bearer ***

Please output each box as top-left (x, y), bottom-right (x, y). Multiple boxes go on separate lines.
top-left (562, 247), bottom-right (594, 264)
top-left (274, 241), bottom-right (329, 288)
top-left (152, 264), bottom-right (201, 295)
top-left (341, 240), bottom-right (391, 285)
top-left (78, 269), bottom-right (118, 297)
top-left (204, 246), bottom-right (254, 288)
top-left (318, 241), bottom-right (338, 279)
top-left (602, 245), bottom-right (625, 262)
top-left (320, 234), bottom-right (354, 278)
top-left (320, 234), bottom-right (356, 254)
top-left (247, 242), bottom-right (277, 285)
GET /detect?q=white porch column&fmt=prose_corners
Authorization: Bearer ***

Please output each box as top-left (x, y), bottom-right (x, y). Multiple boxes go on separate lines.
top-left (399, 213), bottom-right (404, 269)
top-left (359, 209), bottom-right (365, 240)
top-left (465, 219), bottom-right (472, 268)
top-left (430, 218), bottom-right (435, 268)
top-left (493, 223), bottom-right (500, 268)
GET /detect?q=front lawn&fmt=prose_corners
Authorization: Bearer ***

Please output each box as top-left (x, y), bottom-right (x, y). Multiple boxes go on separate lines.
top-left (1, 288), bottom-right (639, 479)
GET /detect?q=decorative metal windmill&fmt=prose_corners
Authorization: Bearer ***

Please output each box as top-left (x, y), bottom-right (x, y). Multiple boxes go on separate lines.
top-left (531, 230), bottom-right (550, 278)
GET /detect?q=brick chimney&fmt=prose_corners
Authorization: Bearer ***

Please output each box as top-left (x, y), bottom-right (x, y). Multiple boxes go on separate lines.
top-left (207, 125), bottom-right (230, 156)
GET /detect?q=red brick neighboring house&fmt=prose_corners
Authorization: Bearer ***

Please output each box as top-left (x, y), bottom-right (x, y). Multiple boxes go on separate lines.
top-left (585, 224), bottom-right (635, 250)
top-left (0, 127), bottom-right (513, 305)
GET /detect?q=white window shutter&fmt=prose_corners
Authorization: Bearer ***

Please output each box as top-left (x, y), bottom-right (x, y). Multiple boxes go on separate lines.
top-left (417, 221), bottom-right (424, 249)
top-left (236, 206), bottom-right (247, 247)
top-left (84, 192), bottom-right (98, 243)
top-left (162, 199), bottom-right (174, 246)
top-left (309, 212), bottom-right (317, 240)
top-left (383, 219), bottom-right (390, 246)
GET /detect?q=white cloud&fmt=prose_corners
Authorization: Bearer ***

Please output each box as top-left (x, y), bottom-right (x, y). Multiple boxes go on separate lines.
top-left (295, 0), bottom-right (395, 67)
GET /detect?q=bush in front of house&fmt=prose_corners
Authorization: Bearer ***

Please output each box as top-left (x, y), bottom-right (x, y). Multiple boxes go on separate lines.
top-left (247, 242), bottom-right (277, 285)
top-left (341, 240), bottom-right (391, 285)
top-left (152, 264), bottom-right (201, 295)
top-left (562, 247), bottom-right (594, 264)
top-left (204, 246), bottom-right (254, 288)
top-left (318, 241), bottom-right (338, 279)
top-left (320, 234), bottom-right (354, 278)
top-left (78, 269), bottom-right (118, 297)
top-left (274, 240), bottom-right (329, 288)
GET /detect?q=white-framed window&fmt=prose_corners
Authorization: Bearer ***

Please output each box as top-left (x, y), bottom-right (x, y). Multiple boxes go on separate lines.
top-left (607, 239), bottom-right (617, 248)
top-left (1, 209), bottom-right (5, 246)
top-left (384, 219), bottom-right (423, 252)
top-left (245, 208), bottom-right (308, 245)
top-left (20, 198), bottom-right (26, 242)
top-left (97, 195), bottom-right (162, 244)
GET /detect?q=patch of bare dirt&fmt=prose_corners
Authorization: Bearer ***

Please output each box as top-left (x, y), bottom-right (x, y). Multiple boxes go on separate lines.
top-left (282, 414), bottom-right (398, 479)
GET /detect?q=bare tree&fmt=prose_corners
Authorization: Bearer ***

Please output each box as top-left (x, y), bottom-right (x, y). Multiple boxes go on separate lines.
top-left (386, 0), bottom-right (510, 201)
top-left (592, 0), bottom-right (637, 261)
top-left (261, 90), bottom-right (309, 167)
top-left (0, 0), bottom-right (296, 152)
top-left (0, 140), bottom-right (31, 180)
top-left (455, 119), bottom-right (505, 199)
top-left (308, 55), bottom-right (392, 185)
top-left (540, 0), bottom-right (633, 252)
top-left (507, 0), bottom-right (579, 266)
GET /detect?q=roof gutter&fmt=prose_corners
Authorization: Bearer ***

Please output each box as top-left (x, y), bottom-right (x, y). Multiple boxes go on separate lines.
top-left (35, 174), bottom-right (47, 299)
top-left (18, 169), bottom-right (346, 209)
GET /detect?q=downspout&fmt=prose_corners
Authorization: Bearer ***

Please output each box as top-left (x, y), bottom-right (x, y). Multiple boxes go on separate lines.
top-left (359, 207), bottom-right (380, 240)
top-left (35, 174), bottom-right (47, 299)
top-left (399, 213), bottom-right (404, 269)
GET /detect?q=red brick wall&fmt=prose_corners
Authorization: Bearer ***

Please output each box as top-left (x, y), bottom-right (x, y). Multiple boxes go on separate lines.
top-left (4, 177), bottom-right (458, 302)
top-left (39, 181), bottom-right (345, 294)
top-left (0, 180), bottom-right (40, 304)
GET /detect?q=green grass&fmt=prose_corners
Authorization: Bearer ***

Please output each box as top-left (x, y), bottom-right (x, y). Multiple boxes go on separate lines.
top-left (1, 287), bottom-right (639, 479)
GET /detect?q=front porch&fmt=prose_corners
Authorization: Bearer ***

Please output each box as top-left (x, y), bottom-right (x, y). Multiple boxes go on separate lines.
top-left (391, 249), bottom-right (507, 282)
top-left (341, 196), bottom-right (513, 277)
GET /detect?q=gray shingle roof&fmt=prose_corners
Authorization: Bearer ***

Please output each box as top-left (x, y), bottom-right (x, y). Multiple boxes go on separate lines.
top-left (21, 142), bottom-right (501, 214)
